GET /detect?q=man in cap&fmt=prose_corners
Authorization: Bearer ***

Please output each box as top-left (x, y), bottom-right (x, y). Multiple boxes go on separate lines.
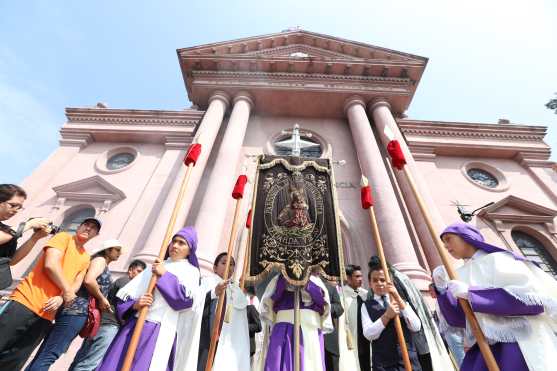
top-left (0, 217), bottom-right (101, 370)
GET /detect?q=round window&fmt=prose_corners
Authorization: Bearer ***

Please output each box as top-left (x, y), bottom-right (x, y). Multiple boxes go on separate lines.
top-left (466, 168), bottom-right (499, 188)
top-left (107, 153), bottom-right (136, 170)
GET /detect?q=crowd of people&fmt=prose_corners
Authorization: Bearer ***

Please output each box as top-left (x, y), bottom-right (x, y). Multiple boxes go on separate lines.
top-left (1, 182), bottom-right (556, 371)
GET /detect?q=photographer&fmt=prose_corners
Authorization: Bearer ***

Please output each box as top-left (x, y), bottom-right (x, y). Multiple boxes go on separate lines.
top-left (0, 217), bottom-right (100, 370)
top-left (0, 184), bottom-right (50, 289)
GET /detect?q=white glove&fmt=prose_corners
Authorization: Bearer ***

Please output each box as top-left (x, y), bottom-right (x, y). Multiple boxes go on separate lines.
top-left (448, 280), bottom-right (469, 299)
top-left (432, 266), bottom-right (449, 290)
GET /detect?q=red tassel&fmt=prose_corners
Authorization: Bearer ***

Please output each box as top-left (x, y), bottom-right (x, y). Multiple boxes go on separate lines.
top-left (387, 140), bottom-right (406, 170)
top-left (361, 185), bottom-right (373, 209)
top-left (246, 209), bottom-right (253, 229)
top-left (232, 175), bottom-right (248, 199)
top-left (184, 143), bottom-right (202, 166)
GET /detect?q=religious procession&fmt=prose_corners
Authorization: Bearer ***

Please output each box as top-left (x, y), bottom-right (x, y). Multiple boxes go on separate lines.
top-left (2, 22), bottom-right (557, 371)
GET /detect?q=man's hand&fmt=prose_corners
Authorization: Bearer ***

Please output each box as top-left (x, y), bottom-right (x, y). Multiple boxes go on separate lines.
top-left (43, 296), bottom-right (63, 312)
top-left (62, 290), bottom-right (77, 305)
top-left (99, 297), bottom-right (113, 313)
top-left (133, 293), bottom-right (153, 310)
top-left (24, 218), bottom-right (50, 232)
top-left (31, 226), bottom-right (50, 240)
top-left (151, 258), bottom-right (166, 277)
top-left (215, 279), bottom-right (230, 297)
top-left (386, 283), bottom-right (405, 309)
top-left (384, 301), bottom-right (400, 320)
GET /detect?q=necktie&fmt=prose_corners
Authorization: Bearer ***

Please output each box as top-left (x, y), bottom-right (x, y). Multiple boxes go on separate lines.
top-left (381, 295), bottom-right (388, 309)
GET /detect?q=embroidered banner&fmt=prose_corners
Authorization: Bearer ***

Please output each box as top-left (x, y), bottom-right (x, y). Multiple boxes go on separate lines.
top-left (247, 155), bottom-right (342, 285)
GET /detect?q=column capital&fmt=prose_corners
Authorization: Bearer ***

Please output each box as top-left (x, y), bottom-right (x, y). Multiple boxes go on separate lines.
top-left (368, 98), bottom-right (392, 113)
top-left (208, 90), bottom-right (231, 107)
top-left (343, 95), bottom-right (366, 116)
top-left (233, 91), bottom-right (255, 109)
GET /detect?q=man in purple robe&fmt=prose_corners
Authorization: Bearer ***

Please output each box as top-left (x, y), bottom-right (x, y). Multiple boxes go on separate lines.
top-left (258, 271), bottom-right (333, 371)
top-left (433, 222), bottom-right (557, 371)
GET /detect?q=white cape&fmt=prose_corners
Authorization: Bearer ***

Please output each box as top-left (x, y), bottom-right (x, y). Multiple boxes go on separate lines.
top-left (193, 274), bottom-right (251, 371)
top-left (339, 285), bottom-right (368, 369)
top-left (456, 251), bottom-right (557, 371)
top-left (255, 274), bottom-right (333, 371)
top-left (117, 259), bottom-right (201, 371)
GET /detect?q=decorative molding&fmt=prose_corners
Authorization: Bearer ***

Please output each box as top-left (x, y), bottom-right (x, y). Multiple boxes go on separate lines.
top-left (400, 126), bottom-right (545, 142)
top-left (192, 70), bottom-right (411, 84)
top-left (65, 108), bottom-right (203, 128)
top-left (59, 132), bottom-right (93, 148)
top-left (477, 195), bottom-right (557, 224)
top-left (242, 44), bottom-right (361, 60)
top-left (52, 175), bottom-right (126, 203)
top-left (164, 136), bottom-right (192, 149)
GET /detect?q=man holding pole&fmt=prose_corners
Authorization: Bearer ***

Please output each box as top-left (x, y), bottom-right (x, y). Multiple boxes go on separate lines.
top-left (197, 252), bottom-right (253, 371)
top-left (258, 271), bottom-right (333, 371)
top-left (361, 257), bottom-right (422, 371)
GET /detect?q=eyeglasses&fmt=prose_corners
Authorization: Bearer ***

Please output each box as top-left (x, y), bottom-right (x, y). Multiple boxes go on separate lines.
top-left (3, 202), bottom-right (24, 211)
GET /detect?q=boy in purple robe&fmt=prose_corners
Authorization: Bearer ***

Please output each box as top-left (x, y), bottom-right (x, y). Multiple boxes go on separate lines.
top-left (433, 222), bottom-right (557, 371)
top-left (97, 226), bottom-right (201, 371)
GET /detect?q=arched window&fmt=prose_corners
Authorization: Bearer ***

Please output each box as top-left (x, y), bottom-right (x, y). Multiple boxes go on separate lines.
top-left (511, 230), bottom-right (557, 278)
top-left (60, 207), bottom-right (96, 233)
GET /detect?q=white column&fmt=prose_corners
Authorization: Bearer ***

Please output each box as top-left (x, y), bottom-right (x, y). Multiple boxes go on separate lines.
top-left (194, 92), bottom-right (254, 271)
top-left (134, 91), bottom-right (230, 263)
top-left (344, 96), bottom-right (429, 287)
top-left (369, 99), bottom-right (447, 268)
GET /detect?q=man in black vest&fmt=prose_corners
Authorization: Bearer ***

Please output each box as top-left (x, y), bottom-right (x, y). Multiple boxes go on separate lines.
top-left (361, 258), bottom-right (422, 371)
top-left (323, 278), bottom-right (344, 371)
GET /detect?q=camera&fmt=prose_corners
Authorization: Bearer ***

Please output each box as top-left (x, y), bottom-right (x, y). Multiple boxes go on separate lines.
top-left (47, 223), bottom-right (61, 235)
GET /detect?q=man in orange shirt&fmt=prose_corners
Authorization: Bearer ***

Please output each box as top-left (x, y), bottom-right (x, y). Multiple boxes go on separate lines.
top-left (0, 217), bottom-right (101, 370)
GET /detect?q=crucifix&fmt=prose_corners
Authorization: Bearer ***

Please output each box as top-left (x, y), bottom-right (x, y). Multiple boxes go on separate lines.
top-left (275, 123), bottom-right (320, 157)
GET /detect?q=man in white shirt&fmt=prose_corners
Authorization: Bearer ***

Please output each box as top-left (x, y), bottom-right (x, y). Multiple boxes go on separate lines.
top-left (341, 264), bottom-right (369, 371)
top-left (361, 258), bottom-right (422, 371)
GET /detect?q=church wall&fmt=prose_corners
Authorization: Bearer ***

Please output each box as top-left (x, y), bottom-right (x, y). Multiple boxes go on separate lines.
top-left (9, 141), bottom-right (167, 278)
top-left (414, 155), bottom-right (557, 248)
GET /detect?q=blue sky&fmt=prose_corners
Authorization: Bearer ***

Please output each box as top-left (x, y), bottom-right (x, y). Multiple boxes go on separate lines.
top-left (1, 0), bottom-right (556, 183)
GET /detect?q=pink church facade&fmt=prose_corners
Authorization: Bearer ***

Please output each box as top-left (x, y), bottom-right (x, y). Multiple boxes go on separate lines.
top-left (6, 29), bottom-right (557, 295)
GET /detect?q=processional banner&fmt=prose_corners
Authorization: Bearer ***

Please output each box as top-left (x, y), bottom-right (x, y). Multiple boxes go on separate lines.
top-left (247, 155), bottom-right (342, 285)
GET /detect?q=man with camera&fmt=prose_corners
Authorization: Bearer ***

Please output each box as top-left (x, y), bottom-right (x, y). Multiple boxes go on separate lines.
top-left (0, 184), bottom-right (52, 289)
top-left (0, 184), bottom-right (52, 261)
top-left (0, 214), bottom-right (101, 370)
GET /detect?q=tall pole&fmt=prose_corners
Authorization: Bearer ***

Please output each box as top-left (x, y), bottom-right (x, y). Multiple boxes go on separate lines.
top-left (403, 166), bottom-right (500, 371)
top-left (362, 175), bottom-right (412, 371)
top-left (121, 142), bottom-right (201, 371)
top-left (293, 287), bottom-right (301, 371)
top-left (385, 139), bottom-right (500, 371)
top-left (205, 173), bottom-right (247, 371)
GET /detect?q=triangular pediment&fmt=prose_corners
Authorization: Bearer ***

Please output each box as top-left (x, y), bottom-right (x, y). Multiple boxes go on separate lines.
top-left (477, 195), bottom-right (557, 223)
top-left (52, 175), bottom-right (126, 202)
top-left (178, 29), bottom-right (425, 64)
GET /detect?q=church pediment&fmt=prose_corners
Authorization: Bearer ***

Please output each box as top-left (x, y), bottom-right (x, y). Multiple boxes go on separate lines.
top-left (178, 29), bottom-right (424, 63)
top-left (178, 29), bottom-right (428, 117)
top-left (477, 195), bottom-right (557, 223)
top-left (52, 175), bottom-right (126, 202)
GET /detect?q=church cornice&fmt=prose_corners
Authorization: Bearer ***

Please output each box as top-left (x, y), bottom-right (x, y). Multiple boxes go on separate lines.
top-left (399, 120), bottom-right (547, 142)
top-left (399, 119), bottom-right (552, 161)
top-left (65, 108), bottom-right (203, 127)
top-left (191, 70), bottom-right (412, 84)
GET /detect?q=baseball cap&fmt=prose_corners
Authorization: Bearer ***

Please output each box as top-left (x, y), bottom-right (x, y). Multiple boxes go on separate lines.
top-left (81, 217), bottom-right (102, 231)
